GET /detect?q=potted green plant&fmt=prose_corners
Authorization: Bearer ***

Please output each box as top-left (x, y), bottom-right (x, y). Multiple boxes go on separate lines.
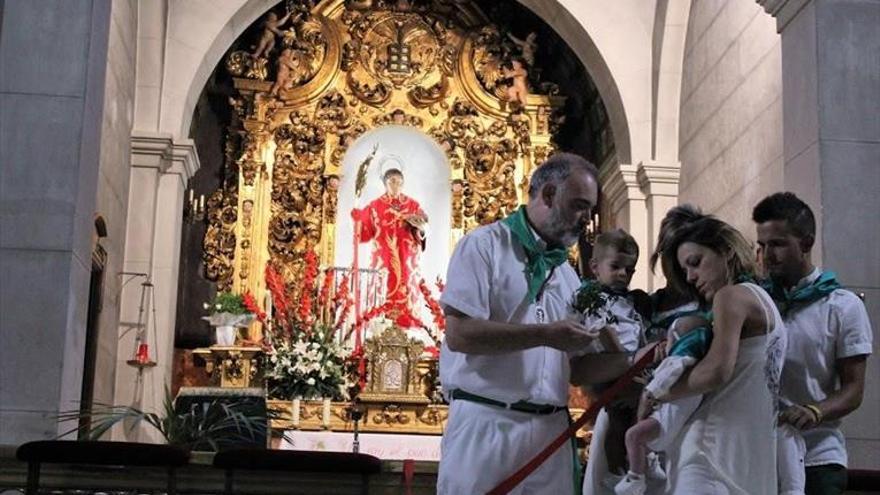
top-left (58, 387), bottom-right (277, 452)
top-left (202, 292), bottom-right (254, 346)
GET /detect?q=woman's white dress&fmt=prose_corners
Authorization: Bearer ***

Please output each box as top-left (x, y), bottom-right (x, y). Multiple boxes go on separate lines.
top-left (666, 283), bottom-right (787, 494)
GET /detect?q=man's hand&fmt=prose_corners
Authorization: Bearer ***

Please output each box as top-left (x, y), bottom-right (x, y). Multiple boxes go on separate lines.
top-left (543, 320), bottom-right (599, 351)
top-left (779, 404), bottom-right (820, 430)
top-left (634, 341), bottom-right (665, 366)
top-left (596, 325), bottom-right (625, 353)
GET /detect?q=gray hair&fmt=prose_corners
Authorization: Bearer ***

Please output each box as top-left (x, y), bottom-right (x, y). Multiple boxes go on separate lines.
top-left (527, 152), bottom-right (599, 200)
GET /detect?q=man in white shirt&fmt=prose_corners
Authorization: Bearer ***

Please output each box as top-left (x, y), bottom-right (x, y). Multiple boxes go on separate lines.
top-left (754, 192), bottom-right (873, 495)
top-left (438, 153), bottom-right (631, 494)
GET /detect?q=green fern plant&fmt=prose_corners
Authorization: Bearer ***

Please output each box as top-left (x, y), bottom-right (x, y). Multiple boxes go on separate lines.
top-left (58, 387), bottom-right (279, 452)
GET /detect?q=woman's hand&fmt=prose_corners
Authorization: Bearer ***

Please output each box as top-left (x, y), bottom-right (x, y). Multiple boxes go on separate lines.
top-left (637, 391), bottom-right (659, 420)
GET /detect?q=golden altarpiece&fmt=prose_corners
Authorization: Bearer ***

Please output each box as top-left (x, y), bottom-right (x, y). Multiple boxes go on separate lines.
top-left (197, 0), bottom-right (573, 436)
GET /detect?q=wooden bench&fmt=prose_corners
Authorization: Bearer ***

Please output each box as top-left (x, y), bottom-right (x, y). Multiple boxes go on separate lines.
top-left (213, 448), bottom-right (382, 495)
top-left (16, 440), bottom-right (189, 495)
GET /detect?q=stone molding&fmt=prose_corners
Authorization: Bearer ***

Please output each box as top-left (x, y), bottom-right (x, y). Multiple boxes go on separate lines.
top-left (636, 161), bottom-right (681, 197)
top-left (599, 163), bottom-right (645, 214)
top-left (130, 131), bottom-right (200, 180)
top-left (756, 0), bottom-right (811, 32)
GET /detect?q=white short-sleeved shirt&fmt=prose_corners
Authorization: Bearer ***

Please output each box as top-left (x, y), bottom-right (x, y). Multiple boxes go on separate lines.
top-left (780, 268), bottom-right (874, 467)
top-left (578, 295), bottom-right (644, 355)
top-left (439, 221), bottom-right (581, 407)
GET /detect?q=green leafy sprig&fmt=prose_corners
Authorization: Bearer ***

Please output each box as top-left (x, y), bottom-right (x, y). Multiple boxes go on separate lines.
top-left (571, 280), bottom-right (620, 326)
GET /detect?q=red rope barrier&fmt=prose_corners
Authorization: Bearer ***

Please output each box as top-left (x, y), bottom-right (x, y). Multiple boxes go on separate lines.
top-left (486, 343), bottom-right (661, 495)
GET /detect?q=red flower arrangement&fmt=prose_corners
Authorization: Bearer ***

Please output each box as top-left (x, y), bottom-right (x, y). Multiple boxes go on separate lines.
top-left (241, 291), bottom-right (267, 323)
top-left (318, 267), bottom-right (334, 320)
top-left (265, 265), bottom-right (292, 334)
top-left (296, 251), bottom-right (319, 328)
top-left (418, 278), bottom-right (446, 331)
top-left (333, 275), bottom-right (353, 332)
top-left (261, 250), bottom-right (361, 400)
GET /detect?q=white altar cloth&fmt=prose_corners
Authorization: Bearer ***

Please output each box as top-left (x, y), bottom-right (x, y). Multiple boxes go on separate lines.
top-left (280, 430), bottom-right (442, 461)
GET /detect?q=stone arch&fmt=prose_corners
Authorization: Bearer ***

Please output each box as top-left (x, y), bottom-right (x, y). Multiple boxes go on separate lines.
top-left (515, 0), bottom-right (636, 165)
top-left (161, 0), bottom-right (639, 167)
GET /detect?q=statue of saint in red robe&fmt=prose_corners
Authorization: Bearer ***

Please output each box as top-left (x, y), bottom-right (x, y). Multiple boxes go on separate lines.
top-left (352, 168), bottom-right (428, 328)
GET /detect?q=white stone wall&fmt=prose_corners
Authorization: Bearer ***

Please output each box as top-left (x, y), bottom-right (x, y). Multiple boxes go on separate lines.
top-left (0, 0), bottom-right (112, 442)
top-left (678, 1), bottom-right (783, 237)
top-left (777, 0), bottom-right (880, 469)
top-left (92, 0), bottom-right (139, 413)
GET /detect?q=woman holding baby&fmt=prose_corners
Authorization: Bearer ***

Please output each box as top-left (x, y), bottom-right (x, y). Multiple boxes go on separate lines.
top-left (594, 209), bottom-right (786, 495)
top-left (648, 213), bottom-right (786, 494)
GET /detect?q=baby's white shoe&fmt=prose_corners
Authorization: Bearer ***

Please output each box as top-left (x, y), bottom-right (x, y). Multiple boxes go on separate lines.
top-left (614, 471), bottom-right (647, 495)
top-left (646, 452), bottom-right (667, 481)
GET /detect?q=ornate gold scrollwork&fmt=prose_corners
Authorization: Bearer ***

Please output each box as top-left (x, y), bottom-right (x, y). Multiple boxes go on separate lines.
top-left (346, 70), bottom-right (391, 106)
top-left (372, 404), bottom-right (411, 425)
top-left (417, 405), bottom-right (447, 426)
top-left (407, 74), bottom-right (448, 108)
top-left (226, 51), bottom-right (269, 81)
top-left (204, 189), bottom-right (238, 291)
top-left (372, 108), bottom-right (423, 127)
top-left (206, 0), bottom-right (568, 336)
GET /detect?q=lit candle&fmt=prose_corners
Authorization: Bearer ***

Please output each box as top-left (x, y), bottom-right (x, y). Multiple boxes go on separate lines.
top-left (189, 188), bottom-right (194, 205)
top-left (199, 194), bottom-right (205, 211)
top-left (266, 291), bottom-right (273, 322)
top-left (322, 398), bottom-right (332, 429)
top-left (292, 398), bottom-right (301, 428)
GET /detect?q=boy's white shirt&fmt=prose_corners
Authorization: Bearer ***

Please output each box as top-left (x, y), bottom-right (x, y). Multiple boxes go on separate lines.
top-left (574, 293), bottom-right (645, 356)
top-left (780, 267), bottom-right (873, 468)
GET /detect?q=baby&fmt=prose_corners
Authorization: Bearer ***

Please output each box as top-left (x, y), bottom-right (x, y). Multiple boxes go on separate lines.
top-left (574, 229), bottom-right (652, 490)
top-left (614, 314), bottom-right (711, 495)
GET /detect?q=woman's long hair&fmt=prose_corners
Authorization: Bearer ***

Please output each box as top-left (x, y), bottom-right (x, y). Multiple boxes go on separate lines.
top-left (650, 204), bottom-right (703, 278)
top-left (662, 215), bottom-right (757, 298)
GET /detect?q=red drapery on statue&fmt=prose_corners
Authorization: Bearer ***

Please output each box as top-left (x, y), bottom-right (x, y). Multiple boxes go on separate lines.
top-left (352, 193), bottom-right (426, 328)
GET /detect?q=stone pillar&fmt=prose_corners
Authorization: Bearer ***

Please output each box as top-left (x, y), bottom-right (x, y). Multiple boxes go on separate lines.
top-left (637, 162), bottom-right (681, 291)
top-left (113, 132), bottom-right (197, 442)
top-left (600, 163), bottom-right (650, 291)
top-left (134, 0), bottom-right (168, 131)
top-left (759, 0), bottom-right (880, 469)
top-left (0, 0), bottom-right (111, 443)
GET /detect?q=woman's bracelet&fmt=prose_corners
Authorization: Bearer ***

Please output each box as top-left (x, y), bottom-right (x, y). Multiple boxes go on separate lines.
top-left (804, 404), bottom-right (823, 423)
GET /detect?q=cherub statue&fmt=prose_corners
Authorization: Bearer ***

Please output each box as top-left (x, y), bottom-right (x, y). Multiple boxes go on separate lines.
top-left (507, 31), bottom-right (537, 67)
top-left (271, 48), bottom-right (300, 95)
top-left (504, 59), bottom-right (529, 107)
top-left (252, 11), bottom-right (293, 59)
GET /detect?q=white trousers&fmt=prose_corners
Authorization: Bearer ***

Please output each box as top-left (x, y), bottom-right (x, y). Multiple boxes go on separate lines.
top-left (437, 400), bottom-right (576, 495)
top-left (583, 408), bottom-right (613, 495)
top-left (778, 424), bottom-right (807, 495)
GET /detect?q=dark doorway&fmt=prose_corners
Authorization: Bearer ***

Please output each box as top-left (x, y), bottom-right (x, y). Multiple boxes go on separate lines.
top-left (78, 243), bottom-right (107, 438)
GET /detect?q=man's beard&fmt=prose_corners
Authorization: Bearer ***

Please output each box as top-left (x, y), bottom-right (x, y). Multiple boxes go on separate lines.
top-left (546, 209), bottom-right (584, 247)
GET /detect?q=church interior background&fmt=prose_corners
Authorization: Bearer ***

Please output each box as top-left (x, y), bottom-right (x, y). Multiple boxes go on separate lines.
top-left (0, 0), bottom-right (877, 491)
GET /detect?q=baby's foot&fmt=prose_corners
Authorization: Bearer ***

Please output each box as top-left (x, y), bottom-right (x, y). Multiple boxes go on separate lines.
top-left (614, 471), bottom-right (647, 495)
